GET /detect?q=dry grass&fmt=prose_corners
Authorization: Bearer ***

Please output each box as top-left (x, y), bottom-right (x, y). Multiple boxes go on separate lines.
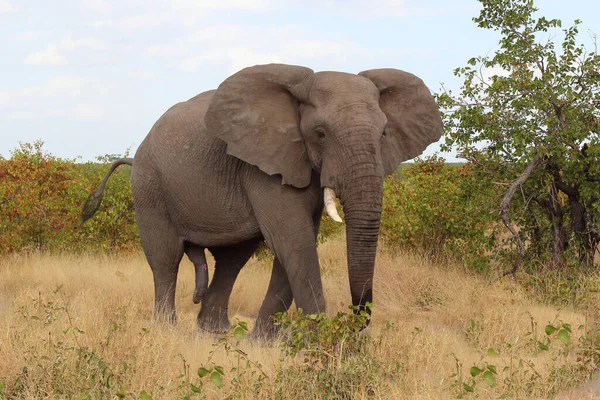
top-left (0, 238), bottom-right (598, 399)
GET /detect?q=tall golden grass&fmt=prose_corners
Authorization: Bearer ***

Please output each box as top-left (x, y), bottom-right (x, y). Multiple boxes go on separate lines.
top-left (0, 238), bottom-right (598, 399)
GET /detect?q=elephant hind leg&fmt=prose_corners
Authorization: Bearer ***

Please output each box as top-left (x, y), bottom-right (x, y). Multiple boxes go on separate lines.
top-left (184, 243), bottom-right (208, 304)
top-left (136, 208), bottom-right (184, 324)
top-left (197, 239), bottom-right (261, 333)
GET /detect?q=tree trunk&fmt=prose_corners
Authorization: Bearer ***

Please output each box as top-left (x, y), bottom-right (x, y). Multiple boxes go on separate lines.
top-left (549, 182), bottom-right (567, 269)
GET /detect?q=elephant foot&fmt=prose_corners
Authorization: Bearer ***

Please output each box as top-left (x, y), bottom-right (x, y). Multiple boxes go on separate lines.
top-left (154, 308), bottom-right (177, 325)
top-left (248, 316), bottom-right (283, 342)
top-left (197, 306), bottom-right (231, 334)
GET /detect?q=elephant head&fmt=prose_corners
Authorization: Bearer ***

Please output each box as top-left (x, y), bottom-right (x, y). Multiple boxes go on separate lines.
top-left (205, 63), bottom-right (442, 316)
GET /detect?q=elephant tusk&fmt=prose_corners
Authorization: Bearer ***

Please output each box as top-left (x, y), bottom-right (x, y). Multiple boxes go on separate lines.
top-left (324, 187), bottom-right (343, 223)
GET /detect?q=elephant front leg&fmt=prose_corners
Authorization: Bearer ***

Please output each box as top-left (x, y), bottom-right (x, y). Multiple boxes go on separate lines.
top-left (252, 257), bottom-right (293, 339)
top-left (248, 181), bottom-right (326, 338)
top-left (253, 225), bottom-right (325, 338)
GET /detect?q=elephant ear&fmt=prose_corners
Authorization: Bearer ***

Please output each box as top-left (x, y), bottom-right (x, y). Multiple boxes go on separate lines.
top-left (359, 68), bottom-right (443, 176)
top-left (205, 64), bottom-right (314, 188)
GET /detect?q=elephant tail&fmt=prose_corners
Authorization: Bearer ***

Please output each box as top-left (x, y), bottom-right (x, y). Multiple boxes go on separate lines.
top-left (82, 157), bottom-right (133, 222)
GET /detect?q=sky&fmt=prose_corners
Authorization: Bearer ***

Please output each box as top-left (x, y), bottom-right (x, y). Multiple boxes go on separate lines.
top-left (1, 0), bottom-right (599, 162)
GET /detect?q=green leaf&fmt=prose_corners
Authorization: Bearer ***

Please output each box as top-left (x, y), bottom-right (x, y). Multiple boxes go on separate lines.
top-left (562, 323), bottom-right (572, 333)
top-left (210, 371), bottom-right (224, 389)
top-left (198, 367), bottom-right (210, 377)
top-left (463, 383), bottom-right (474, 393)
top-left (214, 365), bottom-right (224, 375)
top-left (487, 365), bottom-right (497, 374)
top-left (139, 391), bottom-right (152, 400)
top-left (483, 370), bottom-right (496, 387)
top-left (190, 384), bottom-right (202, 393)
top-left (470, 366), bottom-right (482, 376)
top-left (545, 324), bottom-right (557, 335)
top-left (487, 347), bottom-right (500, 357)
top-left (233, 326), bottom-right (246, 340)
top-left (558, 329), bottom-right (571, 345)
top-left (538, 341), bottom-right (549, 351)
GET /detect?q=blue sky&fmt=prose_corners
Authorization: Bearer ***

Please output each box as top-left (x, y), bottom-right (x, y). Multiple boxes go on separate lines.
top-left (1, 0), bottom-right (598, 161)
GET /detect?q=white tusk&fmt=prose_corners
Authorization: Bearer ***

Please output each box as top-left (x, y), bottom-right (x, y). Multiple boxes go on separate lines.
top-left (324, 187), bottom-right (343, 223)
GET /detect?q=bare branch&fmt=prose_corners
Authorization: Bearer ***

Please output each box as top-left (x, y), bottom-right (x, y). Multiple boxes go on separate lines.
top-left (500, 157), bottom-right (544, 276)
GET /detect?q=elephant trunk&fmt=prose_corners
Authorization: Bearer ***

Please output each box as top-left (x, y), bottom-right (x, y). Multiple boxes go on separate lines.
top-left (339, 168), bottom-right (383, 325)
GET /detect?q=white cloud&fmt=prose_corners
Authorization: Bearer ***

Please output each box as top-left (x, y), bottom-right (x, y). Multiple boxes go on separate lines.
top-left (0, 76), bottom-right (87, 107)
top-left (170, 0), bottom-right (275, 13)
top-left (84, 0), bottom-right (277, 30)
top-left (10, 30), bottom-right (51, 41)
top-left (82, 0), bottom-right (112, 13)
top-left (0, 0), bottom-right (16, 13)
top-left (61, 37), bottom-right (109, 51)
top-left (283, 40), bottom-right (365, 60)
top-left (73, 104), bottom-right (104, 120)
top-left (181, 48), bottom-right (282, 74)
top-left (320, 0), bottom-right (442, 18)
top-left (156, 24), bottom-right (376, 74)
top-left (128, 69), bottom-right (155, 80)
top-left (123, 12), bottom-right (169, 29)
top-left (27, 76), bottom-right (87, 97)
top-left (2, 109), bottom-right (63, 120)
top-left (481, 67), bottom-right (510, 84)
top-left (24, 45), bottom-right (67, 66)
top-left (480, 65), bottom-right (542, 85)
top-left (2, 104), bottom-right (103, 121)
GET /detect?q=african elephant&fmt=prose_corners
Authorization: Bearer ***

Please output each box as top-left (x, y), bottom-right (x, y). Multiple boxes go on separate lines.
top-left (83, 63), bottom-right (443, 336)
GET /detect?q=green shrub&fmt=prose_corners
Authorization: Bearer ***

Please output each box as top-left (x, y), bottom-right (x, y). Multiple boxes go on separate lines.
top-left (0, 141), bottom-right (138, 254)
top-left (381, 156), bottom-right (504, 270)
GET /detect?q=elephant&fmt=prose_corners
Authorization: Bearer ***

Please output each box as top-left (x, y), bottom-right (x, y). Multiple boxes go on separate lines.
top-left (83, 63), bottom-right (443, 337)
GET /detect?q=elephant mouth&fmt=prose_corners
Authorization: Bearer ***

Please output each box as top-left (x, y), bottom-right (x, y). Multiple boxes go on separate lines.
top-left (324, 187), bottom-right (343, 223)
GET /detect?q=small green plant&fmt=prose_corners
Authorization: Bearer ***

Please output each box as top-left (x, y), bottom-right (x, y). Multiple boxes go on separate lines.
top-left (170, 320), bottom-right (267, 399)
top-left (272, 304), bottom-right (385, 398)
top-left (275, 304), bottom-right (371, 365)
top-left (449, 355), bottom-right (498, 398)
top-left (450, 314), bottom-right (597, 398)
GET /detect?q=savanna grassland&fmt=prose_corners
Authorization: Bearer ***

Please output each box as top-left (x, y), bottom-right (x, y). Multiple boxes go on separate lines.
top-left (1, 237), bottom-right (599, 399)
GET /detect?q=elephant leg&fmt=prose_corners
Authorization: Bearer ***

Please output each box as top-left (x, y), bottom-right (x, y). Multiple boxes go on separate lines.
top-left (253, 212), bottom-right (322, 338)
top-left (252, 217), bottom-right (325, 339)
top-left (136, 209), bottom-right (184, 324)
top-left (184, 243), bottom-right (208, 304)
top-left (252, 257), bottom-right (293, 338)
top-left (197, 239), bottom-right (261, 333)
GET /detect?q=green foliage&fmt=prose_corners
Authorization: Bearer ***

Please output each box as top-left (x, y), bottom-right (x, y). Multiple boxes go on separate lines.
top-left (0, 141), bottom-right (138, 254)
top-left (437, 0), bottom-right (600, 269)
top-left (272, 304), bottom-right (391, 399)
top-left (451, 313), bottom-right (597, 398)
top-left (381, 156), bottom-right (503, 270)
top-left (274, 304), bottom-right (371, 362)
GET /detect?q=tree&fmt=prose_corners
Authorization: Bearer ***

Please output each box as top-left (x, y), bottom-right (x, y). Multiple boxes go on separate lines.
top-left (438, 0), bottom-right (600, 270)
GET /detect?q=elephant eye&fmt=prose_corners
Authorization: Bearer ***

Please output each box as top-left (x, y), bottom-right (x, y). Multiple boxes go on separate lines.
top-left (314, 127), bottom-right (326, 139)
top-left (382, 129), bottom-right (387, 138)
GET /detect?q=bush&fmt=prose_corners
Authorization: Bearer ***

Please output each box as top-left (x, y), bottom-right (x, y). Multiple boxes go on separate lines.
top-left (0, 141), bottom-right (138, 254)
top-left (380, 156), bottom-right (504, 270)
